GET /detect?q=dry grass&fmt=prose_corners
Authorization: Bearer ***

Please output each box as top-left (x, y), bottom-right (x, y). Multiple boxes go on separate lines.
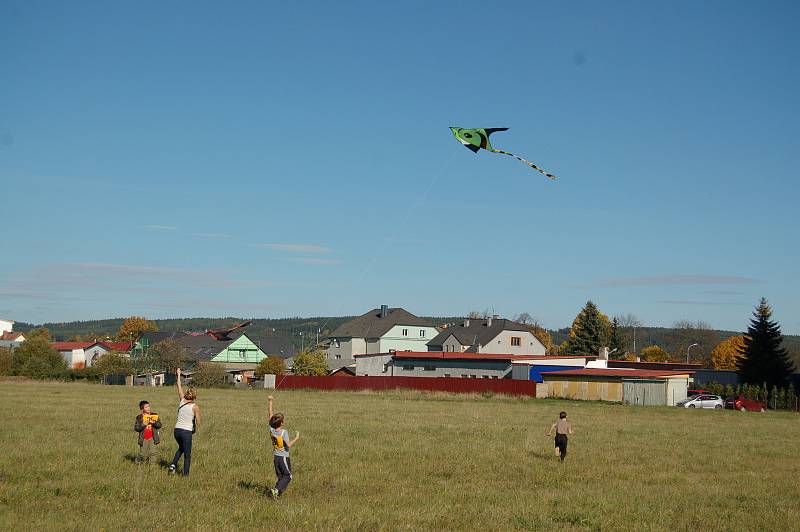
top-left (0, 381), bottom-right (798, 530)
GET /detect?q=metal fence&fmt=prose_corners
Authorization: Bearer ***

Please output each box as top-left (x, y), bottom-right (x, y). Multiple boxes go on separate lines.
top-left (273, 375), bottom-right (537, 397)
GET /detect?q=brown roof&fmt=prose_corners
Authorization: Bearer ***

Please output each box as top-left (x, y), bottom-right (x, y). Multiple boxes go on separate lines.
top-left (0, 331), bottom-right (24, 341)
top-left (329, 308), bottom-right (434, 339)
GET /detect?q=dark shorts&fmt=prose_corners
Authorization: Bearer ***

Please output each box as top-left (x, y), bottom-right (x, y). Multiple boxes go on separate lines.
top-left (555, 433), bottom-right (568, 452)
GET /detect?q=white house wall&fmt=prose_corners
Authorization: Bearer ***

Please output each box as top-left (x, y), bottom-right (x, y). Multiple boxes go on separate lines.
top-left (479, 330), bottom-right (546, 355)
top-left (376, 325), bottom-right (438, 353)
top-left (0, 320), bottom-right (13, 334)
top-left (355, 354), bottom-right (393, 376)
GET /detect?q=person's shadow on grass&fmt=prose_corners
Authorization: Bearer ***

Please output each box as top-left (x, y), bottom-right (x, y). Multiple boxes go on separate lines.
top-left (122, 453), bottom-right (173, 471)
top-left (238, 480), bottom-right (272, 497)
top-left (528, 450), bottom-right (555, 461)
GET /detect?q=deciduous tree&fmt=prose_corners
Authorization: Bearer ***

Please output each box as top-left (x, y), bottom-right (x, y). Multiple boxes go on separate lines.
top-left (710, 336), bottom-right (745, 370)
top-left (640, 345), bottom-right (670, 362)
top-left (255, 356), bottom-right (286, 377)
top-left (115, 316), bottom-right (158, 343)
top-left (292, 349), bottom-right (328, 376)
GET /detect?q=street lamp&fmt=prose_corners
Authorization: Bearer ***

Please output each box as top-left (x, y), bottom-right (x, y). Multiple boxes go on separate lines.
top-left (686, 343), bottom-right (699, 363)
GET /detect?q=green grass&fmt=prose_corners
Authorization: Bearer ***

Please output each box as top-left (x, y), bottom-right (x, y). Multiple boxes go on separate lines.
top-left (1, 381), bottom-right (798, 530)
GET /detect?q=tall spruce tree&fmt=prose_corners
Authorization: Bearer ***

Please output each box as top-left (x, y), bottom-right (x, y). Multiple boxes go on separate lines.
top-left (737, 298), bottom-right (795, 388)
top-left (563, 301), bottom-right (610, 356)
top-left (608, 317), bottom-right (625, 359)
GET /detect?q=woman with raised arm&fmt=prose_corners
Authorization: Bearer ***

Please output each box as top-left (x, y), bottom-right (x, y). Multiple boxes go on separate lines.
top-left (169, 367), bottom-right (200, 476)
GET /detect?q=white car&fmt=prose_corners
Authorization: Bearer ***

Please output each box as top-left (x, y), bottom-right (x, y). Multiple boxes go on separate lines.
top-left (678, 394), bottom-right (725, 409)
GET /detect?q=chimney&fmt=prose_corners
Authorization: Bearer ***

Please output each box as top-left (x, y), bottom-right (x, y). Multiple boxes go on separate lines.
top-left (463, 319), bottom-right (470, 327)
top-left (599, 346), bottom-right (609, 360)
top-left (380, 305), bottom-right (388, 318)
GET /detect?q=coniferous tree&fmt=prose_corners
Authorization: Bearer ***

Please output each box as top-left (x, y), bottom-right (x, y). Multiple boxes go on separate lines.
top-left (608, 317), bottom-right (625, 359)
top-left (563, 301), bottom-right (610, 356)
top-left (737, 298), bottom-right (795, 388)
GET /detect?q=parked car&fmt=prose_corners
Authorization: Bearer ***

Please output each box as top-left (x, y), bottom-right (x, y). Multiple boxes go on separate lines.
top-left (677, 394), bottom-right (725, 409)
top-left (725, 395), bottom-right (766, 412)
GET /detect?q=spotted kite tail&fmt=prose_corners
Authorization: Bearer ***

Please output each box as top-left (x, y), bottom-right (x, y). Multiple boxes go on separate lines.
top-left (492, 149), bottom-right (556, 180)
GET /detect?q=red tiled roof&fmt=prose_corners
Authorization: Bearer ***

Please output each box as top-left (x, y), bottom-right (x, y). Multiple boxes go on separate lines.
top-left (388, 351), bottom-right (539, 362)
top-left (0, 331), bottom-right (24, 341)
top-left (544, 368), bottom-right (693, 378)
top-left (98, 341), bottom-right (132, 352)
top-left (51, 341), bottom-right (132, 352)
top-left (511, 355), bottom-right (597, 362)
top-left (52, 342), bottom-right (94, 351)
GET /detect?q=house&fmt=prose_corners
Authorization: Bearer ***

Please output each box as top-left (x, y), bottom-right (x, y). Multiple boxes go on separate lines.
top-left (149, 331), bottom-right (296, 371)
top-left (326, 305), bottom-right (438, 363)
top-left (355, 351), bottom-right (539, 379)
top-left (427, 317), bottom-right (546, 355)
top-left (329, 364), bottom-right (356, 377)
top-left (52, 341), bottom-right (132, 369)
top-left (0, 331), bottom-right (26, 349)
top-left (0, 319), bottom-right (26, 349)
top-left (539, 368), bottom-right (691, 405)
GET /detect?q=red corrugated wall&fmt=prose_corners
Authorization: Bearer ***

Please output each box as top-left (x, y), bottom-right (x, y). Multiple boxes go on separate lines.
top-left (273, 375), bottom-right (536, 397)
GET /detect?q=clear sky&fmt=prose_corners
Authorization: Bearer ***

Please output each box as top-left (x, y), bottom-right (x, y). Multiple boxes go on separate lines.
top-left (2, 1), bottom-right (799, 333)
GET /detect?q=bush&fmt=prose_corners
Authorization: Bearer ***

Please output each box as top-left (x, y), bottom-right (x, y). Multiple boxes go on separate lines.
top-left (640, 345), bottom-right (670, 362)
top-left (0, 348), bottom-right (12, 375)
top-left (255, 356), bottom-right (286, 377)
top-left (292, 349), bottom-right (328, 376)
top-left (191, 362), bottom-right (228, 388)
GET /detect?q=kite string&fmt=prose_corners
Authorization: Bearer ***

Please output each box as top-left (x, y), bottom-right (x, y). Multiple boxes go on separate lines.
top-left (354, 147), bottom-right (458, 287)
top-left (314, 148), bottom-right (459, 338)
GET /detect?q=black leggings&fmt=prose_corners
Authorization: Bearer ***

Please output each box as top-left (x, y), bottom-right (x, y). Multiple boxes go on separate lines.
top-left (172, 428), bottom-right (193, 475)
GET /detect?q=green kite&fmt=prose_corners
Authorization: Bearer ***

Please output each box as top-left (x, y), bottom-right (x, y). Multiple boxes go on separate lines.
top-left (449, 127), bottom-right (556, 180)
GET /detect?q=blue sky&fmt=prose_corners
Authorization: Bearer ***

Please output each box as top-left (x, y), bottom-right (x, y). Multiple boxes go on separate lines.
top-left (2, 1), bottom-right (799, 333)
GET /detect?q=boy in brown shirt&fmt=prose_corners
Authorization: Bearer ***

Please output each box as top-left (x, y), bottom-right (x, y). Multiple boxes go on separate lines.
top-left (547, 411), bottom-right (573, 461)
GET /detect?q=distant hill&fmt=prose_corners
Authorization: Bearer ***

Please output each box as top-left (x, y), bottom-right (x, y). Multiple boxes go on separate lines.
top-left (13, 317), bottom-right (800, 367)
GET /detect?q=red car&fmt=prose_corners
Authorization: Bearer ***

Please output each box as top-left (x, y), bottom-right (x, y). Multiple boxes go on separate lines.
top-left (725, 395), bottom-right (766, 412)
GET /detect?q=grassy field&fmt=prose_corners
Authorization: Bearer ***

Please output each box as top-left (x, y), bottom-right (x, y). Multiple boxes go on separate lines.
top-left (0, 381), bottom-right (798, 531)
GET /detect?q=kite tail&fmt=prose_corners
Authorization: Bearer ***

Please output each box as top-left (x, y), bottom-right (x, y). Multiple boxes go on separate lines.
top-left (492, 149), bottom-right (556, 180)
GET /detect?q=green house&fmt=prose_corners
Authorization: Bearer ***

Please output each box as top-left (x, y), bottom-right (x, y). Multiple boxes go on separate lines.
top-left (211, 333), bottom-right (267, 364)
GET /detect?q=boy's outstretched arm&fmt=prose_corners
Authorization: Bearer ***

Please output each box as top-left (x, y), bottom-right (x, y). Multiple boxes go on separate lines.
top-left (546, 422), bottom-right (556, 436)
top-left (288, 431), bottom-right (300, 447)
top-left (267, 395), bottom-right (274, 418)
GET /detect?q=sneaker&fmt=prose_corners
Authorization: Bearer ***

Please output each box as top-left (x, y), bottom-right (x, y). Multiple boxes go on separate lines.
top-left (269, 488), bottom-right (279, 499)
top-left (168, 464), bottom-right (176, 475)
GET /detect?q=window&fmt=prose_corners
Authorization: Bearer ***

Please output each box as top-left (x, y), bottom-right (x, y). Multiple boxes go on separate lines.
top-left (470, 375), bottom-right (477, 379)
top-left (491, 376), bottom-right (499, 379)
top-left (335, 354), bottom-right (342, 360)
top-left (461, 374), bottom-right (469, 378)
top-left (443, 373), bottom-right (451, 378)
top-left (382, 364), bottom-right (389, 373)
top-left (482, 375), bottom-right (490, 379)
top-left (402, 329), bottom-right (408, 336)
top-left (420, 330), bottom-right (425, 337)
top-left (402, 365), bottom-right (414, 371)
top-left (423, 366), bottom-right (436, 371)
top-left (511, 337), bottom-right (521, 346)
